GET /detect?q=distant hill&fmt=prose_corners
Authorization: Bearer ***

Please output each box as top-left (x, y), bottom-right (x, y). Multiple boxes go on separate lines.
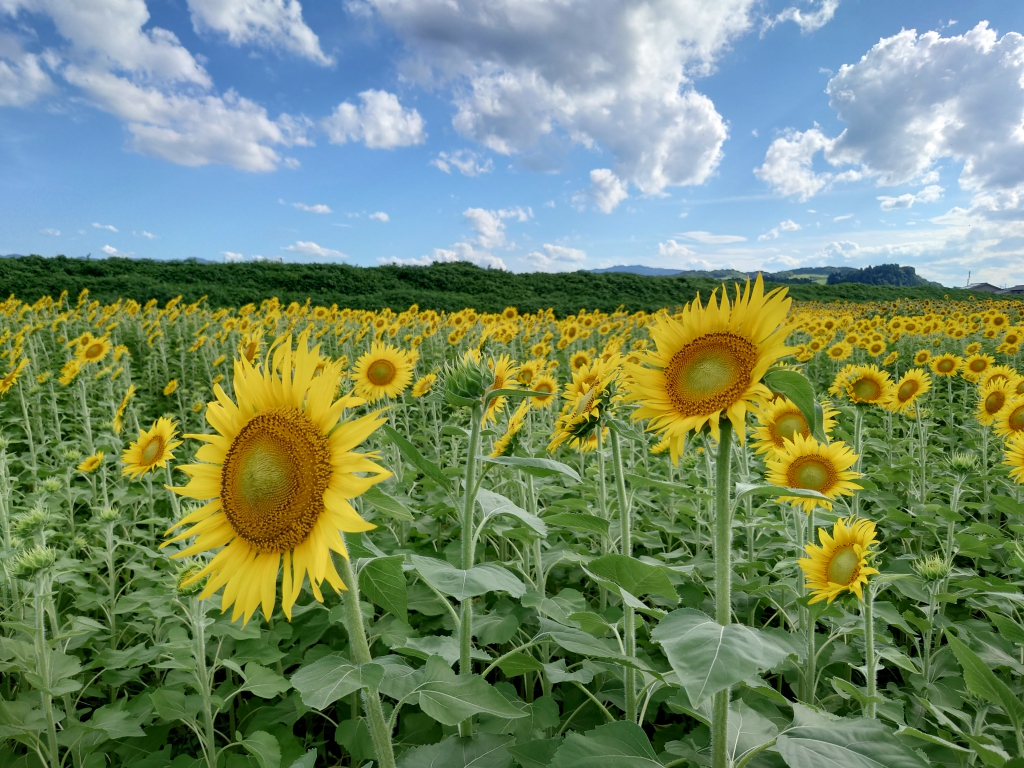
top-left (590, 263), bottom-right (945, 287)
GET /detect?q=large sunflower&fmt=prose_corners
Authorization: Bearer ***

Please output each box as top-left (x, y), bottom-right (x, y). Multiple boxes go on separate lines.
top-left (1002, 433), bottom-right (1024, 484)
top-left (884, 368), bottom-right (931, 414)
top-left (962, 353), bottom-right (995, 383)
top-left (929, 353), bottom-right (961, 377)
top-left (842, 364), bottom-right (891, 405)
top-left (751, 396), bottom-right (838, 455)
top-left (122, 417), bottom-right (182, 479)
top-left (165, 334), bottom-right (390, 624)
top-left (799, 516), bottom-right (879, 603)
top-left (765, 433), bottom-right (861, 512)
top-left (995, 397), bottom-right (1024, 438)
top-left (352, 342), bottom-right (414, 402)
top-left (976, 380), bottom-right (1015, 426)
top-left (623, 274), bottom-right (791, 454)
top-left (76, 336), bottom-right (112, 365)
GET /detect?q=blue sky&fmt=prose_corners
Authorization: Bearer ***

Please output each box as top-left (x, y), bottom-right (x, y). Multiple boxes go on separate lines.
top-left (2, 0), bottom-right (1024, 287)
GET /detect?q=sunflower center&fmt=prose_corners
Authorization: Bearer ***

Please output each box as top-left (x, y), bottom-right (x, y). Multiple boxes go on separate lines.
top-left (665, 332), bottom-right (757, 416)
top-left (367, 360), bottom-right (397, 386)
top-left (774, 412), bottom-right (808, 443)
top-left (85, 343), bottom-right (104, 359)
top-left (788, 456), bottom-right (837, 492)
top-left (850, 378), bottom-right (882, 401)
top-left (897, 381), bottom-right (919, 402)
top-left (520, 369), bottom-right (535, 384)
top-left (937, 359), bottom-right (955, 373)
top-left (985, 392), bottom-right (1006, 414)
top-left (220, 406), bottom-right (331, 553)
top-left (827, 546), bottom-right (860, 585)
top-left (970, 359), bottom-right (987, 372)
top-left (141, 436), bottom-right (165, 465)
top-left (1010, 406), bottom-right (1024, 431)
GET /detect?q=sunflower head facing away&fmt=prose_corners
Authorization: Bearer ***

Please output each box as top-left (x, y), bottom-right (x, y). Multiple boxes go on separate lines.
top-left (765, 433), bottom-right (861, 512)
top-left (165, 333), bottom-right (391, 625)
top-left (623, 274), bottom-right (791, 455)
top-left (123, 417), bottom-right (182, 479)
top-left (799, 516), bottom-right (879, 604)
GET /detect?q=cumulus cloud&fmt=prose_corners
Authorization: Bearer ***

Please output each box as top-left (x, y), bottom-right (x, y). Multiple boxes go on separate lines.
top-left (382, 242), bottom-right (506, 270)
top-left (283, 240), bottom-right (346, 258)
top-left (360, 0), bottom-right (754, 194)
top-left (573, 169), bottom-right (628, 214)
top-left (462, 206), bottom-right (531, 248)
top-left (431, 149), bottom-right (493, 176)
top-left (92, 222), bottom-right (118, 232)
top-left (0, 46), bottom-right (53, 106)
top-left (877, 184), bottom-right (943, 210)
top-left (658, 239), bottom-right (697, 258)
top-left (290, 201), bottom-right (332, 213)
top-left (525, 243), bottom-right (586, 269)
top-left (758, 219), bottom-right (801, 240)
top-left (186, 0), bottom-right (332, 65)
top-left (754, 127), bottom-right (837, 201)
top-left (40, 228), bottom-right (60, 236)
top-left (679, 230), bottom-right (746, 244)
top-left (323, 90), bottom-right (425, 149)
top-left (135, 230), bottom-right (157, 238)
top-left (369, 211), bottom-right (389, 222)
top-left (766, 0), bottom-right (840, 34)
top-left (101, 244), bottom-right (130, 256)
top-left (223, 250), bottom-right (245, 261)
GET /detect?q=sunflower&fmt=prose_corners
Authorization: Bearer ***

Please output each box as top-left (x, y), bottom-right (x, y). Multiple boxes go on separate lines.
top-left (530, 374), bottom-right (558, 408)
top-left (882, 351), bottom-right (898, 366)
top-left (411, 373), bottom-right (437, 397)
top-left (980, 364), bottom-right (1021, 390)
top-left (122, 418), bottom-right (182, 479)
top-left (995, 397), bottom-right (1024, 438)
top-left (76, 336), bottom-right (112, 365)
top-left (164, 379), bottom-right (179, 396)
top-left (827, 342), bottom-right (852, 361)
top-left (59, 359), bottom-right (83, 386)
top-left (843, 364), bottom-right (892, 405)
top-left (976, 380), bottom-right (1016, 425)
top-left (549, 358), bottom-right (620, 453)
top-left (623, 275), bottom-right (791, 457)
top-left (799, 516), bottom-right (879, 603)
top-left (929, 353), bottom-right (962, 377)
top-left (884, 368), bottom-right (931, 414)
top-left (490, 399), bottom-right (530, 458)
top-left (965, 342), bottom-right (982, 355)
top-left (751, 396), bottom-right (838, 455)
top-left (78, 451), bottom-right (104, 473)
top-left (962, 353), bottom-right (995, 383)
top-left (913, 349), bottom-right (931, 366)
top-left (570, 351), bottom-right (591, 372)
top-left (483, 354), bottom-right (519, 424)
top-left (866, 340), bottom-right (886, 357)
top-left (517, 360), bottom-right (542, 387)
top-left (765, 433), bottom-right (861, 512)
top-left (352, 342), bottom-right (414, 402)
top-left (0, 358), bottom-right (29, 396)
top-left (165, 334), bottom-right (391, 624)
top-left (1002, 433), bottom-right (1024, 484)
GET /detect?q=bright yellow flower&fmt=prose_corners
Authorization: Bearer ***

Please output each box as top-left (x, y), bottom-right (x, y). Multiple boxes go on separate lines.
top-left (163, 379), bottom-right (179, 396)
top-left (962, 353), bottom-right (995, 382)
top-left (765, 433), bottom-right (861, 512)
top-left (0, 358), bottom-right (29, 396)
top-left (78, 451), bottom-right (104, 473)
top-left (977, 380), bottom-right (1016, 426)
top-left (352, 342), bottom-right (414, 402)
top-left (76, 336), bottom-right (112, 365)
top-left (411, 373), bottom-right (437, 397)
top-left (884, 369), bottom-right (931, 414)
top-left (1003, 433), bottom-right (1024, 484)
top-left (799, 516), bottom-right (879, 603)
top-left (995, 397), bottom-right (1024, 438)
top-left (122, 418), bottom-right (182, 479)
top-left (842, 364), bottom-right (891, 405)
top-left (929, 353), bottom-right (961, 377)
top-left (750, 396), bottom-right (838, 455)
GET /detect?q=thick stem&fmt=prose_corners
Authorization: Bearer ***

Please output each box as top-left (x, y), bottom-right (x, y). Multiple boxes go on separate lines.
top-left (852, 407), bottom-right (864, 516)
top-left (460, 405), bottom-right (483, 737)
top-left (34, 578), bottom-right (60, 768)
top-left (609, 428), bottom-right (636, 723)
top-left (863, 584), bottom-right (877, 718)
top-left (189, 597), bottom-right (217, 768)
top-left (336, 549), bottom-right (397, 768)
top-left (18, 386), bottom-right (38, 470)
top-left (915, 406), bottom-right (927, 503)
top-left (712, 420), bottom-right (734, 768)
top-left (804, 508), bottom-right (815, 704)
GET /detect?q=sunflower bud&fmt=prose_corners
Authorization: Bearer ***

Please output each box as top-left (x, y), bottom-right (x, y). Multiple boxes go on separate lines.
top-left (913, 554), bottom-right (950, 582)
top-left (60, 447), bottom-right (82, 463)
top-left (98, 507), bottom-right (120, 524)
top-left (15, 504), bottom-right (49, 536)
top-left (41, 477), bottom-right (63, 493)
top-left (175, 564), bottom-right (206, 597)
top-left (948, 450), bottom-right (979, 474)
top-left (14, 545), bottom-right (57, 579)
top-left (443, 359), bottom-right (490, 406)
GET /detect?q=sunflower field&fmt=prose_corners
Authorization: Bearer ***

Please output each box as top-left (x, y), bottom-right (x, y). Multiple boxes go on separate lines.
top-left (2, 281), bottom-right (1024, 768)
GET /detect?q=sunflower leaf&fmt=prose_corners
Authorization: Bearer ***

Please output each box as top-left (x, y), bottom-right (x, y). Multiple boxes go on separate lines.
top-left (586, 554), bottom-right (678, 600)
top-left (290, 654), bottom-right (385, 710)
top-left (362, 486), bottom-right (415, 521)
top-left (946, 633), bottom-right (1024, 729)
top-left (241, 730), bottom-right (281, 768)
top-left (359, 555), bottom-right (408, 622)
top-left (763, 369), bottom-right (825, 442)
top-left (480, 456), bottom-right (581, 482)
top-left (397, 733), bottom-right (516, 768)
top-left (411, 555), bottom-right (527, 599)
top-left (416, 656), bottom-right (528, 725)
top-left (734, 483), bottom-right (832, 506)
top-left (476, 488), bottom-right (547, 536)
top-left (775, 718), bottom-right (930, 768)
top-left (382, 425), bottom-right (452, 491)
top-left (549, 721), bottom-right (662, 768)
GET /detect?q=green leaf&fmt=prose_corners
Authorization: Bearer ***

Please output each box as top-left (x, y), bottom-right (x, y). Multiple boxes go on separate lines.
top-left (897, 727), bottom-right (971, 755)
top-left (290, 655), bottom-right (385, 710)
top-left (962, 735), bottom-right (1012, 767)
top-left (417, 656), bottom-right (529, 726)
top-left (81, 705), bottom-right (146, 739)
top-left (412, 555), bottom-right (526, 599)
top-left (481, 456), bottom-right (581, 482)
top-left (382, 425), bottom-right (452, 491)
top-left (542, 512), bottom-right (610, 536)
top-left (239, 662), bottom-right (291, 699)
top-left (947, 634), bottom-right (1024, 728)
top-left (625, 472), bottom-right (683, 495)
top-left (476, 489), bottom-right (548, 536)
top-left (586, 554), bottom-right (677, 600)
top-left (497, 653), bottom-right (545, 677)
top-left (508, 738), bottom-right (562, 768)
top-left (733, 482), bottom-right (831, 506)
top-left (988, 613), bottom-right (1024, 646)
top-left (0, 701), bottom-right (48, 739)
top-left (776, 718), bottom-right (930, 768)
top-left (728, 700), bottom-right (779, 765)
top-left (484, 387), bottom-right (551, 406)
top-left (542, 660), bottom-right (593, 685)
top-left (360, 555), bottom-right (409, 622)
top-left (549, 721), bottom-right (662, 768)
top-left (149, 689), bottom-right (202, 723)
top-left (651, 609), bottom-right (792, 705)
top-left (362, 486), bottom-right (416, 521)
top-left (287, 750), bottom-right (317, 768)
top-left (763, 368), bottom-right (824, 441)
top-left (242, 730), bottom-right (281, 768)
top-left (398, 733), bottom-right (515, 768)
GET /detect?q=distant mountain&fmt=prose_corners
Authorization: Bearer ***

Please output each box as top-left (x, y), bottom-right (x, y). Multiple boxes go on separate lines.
top-left (591, 265), bottom-right (686, 277)
top-left (589, 264), bottom-right (863, 284)
top-left (826, 263), bottom-right (942, 288)
top-left (1, 254), bottom-right (27, 259)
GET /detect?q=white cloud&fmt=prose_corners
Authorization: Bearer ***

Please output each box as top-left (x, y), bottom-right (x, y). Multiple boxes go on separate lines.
top-left (526, 243), bottom-right (586, 269)
top-left (877, 184), bottom-right (944, 211)
top-left (758, 219), bottom-right (801, 240)
top-left (431, 149), bottom-right (493, 176)
top-left (40, 228), bottom-right (60, 236)
top-left (658, 239), bottom-right (696, 258)
top-left (283, 240), bottom-right (346, 258)
top-left (766, 0), bottom-right (840, 34)
top-left (186, 0), bottom-right (332, 65)
top-left (382, 242), bottom-right (507, 270)
top-left (292, 201), bottom-right (332, 214)
top-left (363, 0), bottom-right (752, 195)
top-left (544, 200), bottom-right (555, 208)
top-left (573, 168), bottom-right (628, 214)
top-left (223, 250), bottom-right (245, 262)
top-left (754, 127), bottom-right (836, 201)
top-left (679, 230), bottom-right (746, 244)
top-left (323, 90), bottom-right (425, 149)
top-left (462, 206), bottom-right (531, 248)
top-left (92, 222), bottom-right (118, 232)
top-left (101, 244), bottom-right (130, 256)
top-left (136, 230), bottom-right (157, 238)
top-left (833, 213), bottom-right (853, 222)
top-left (369, 211), bottom-right (389, 222)
top-left (0, 48), bottom-right (53, 106)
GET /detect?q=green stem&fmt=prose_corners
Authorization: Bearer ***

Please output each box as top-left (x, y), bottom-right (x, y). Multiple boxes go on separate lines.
top-left (712, 420), bottom-right (734, 768)
top-left (915, 406), bottom-right (927, 503)
top-left (460, 404), bottom-right (483, 737)
top-left (609, 428), bottom-right (636, 723)
top-left (863, 584), bottom-right (877, 718)
top-left (34, 577), bottom-right (60, 768)
top-left (17, 385), bottom-right (38, 470)
top-left (189, 597), bottom-right (217, 768)
top-left (336, 549), bottom-right (397, 768)
top-left (852, 406), bottom-right (864, 516)
top-left (804, 508), bottom-right (815, 704)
